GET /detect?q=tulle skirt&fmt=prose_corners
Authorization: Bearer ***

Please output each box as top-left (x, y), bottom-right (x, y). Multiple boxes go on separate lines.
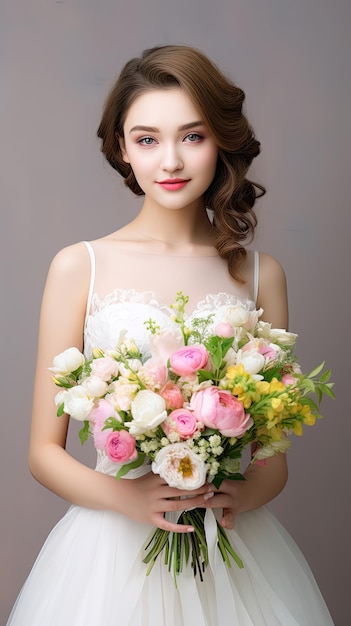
top-left (7, 504), bottom-right (333, 625)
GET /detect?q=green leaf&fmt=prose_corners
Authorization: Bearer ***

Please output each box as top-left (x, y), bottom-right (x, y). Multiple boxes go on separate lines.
top-left (102, 417), bottom-right (125, 431)
top-left (78, 421), bottom-right (90, 445)
top-left (308, 361), bottom-right (325, 378)
top-left (318, 384), bottom-right (336, 400)
top-left (115, 453), bottom-right (146, 480)
top-left (197, 369), bottom-right (215, 382)
top-left (227, 472), bottom-right (245, 481)
top-left (319, 369), bottom-right (332, 383)
top-left (56, 402), bottom-right (65, 417)
top-left (212, 471), bottom-right (245, 489)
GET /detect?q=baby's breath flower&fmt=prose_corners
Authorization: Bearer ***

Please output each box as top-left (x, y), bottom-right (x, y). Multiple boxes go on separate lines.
top-left (161, 437), bottom-right (170, 447)
top-left (199, 439), bottom-right (209, 448)
top-left (169, 431), bottom-right (181, 443)
top-left (192, 429), bottom-right (202, 440)
top-left (211, 446), bottom-right (224, 456)
top-left (209, 434), bottom-right (221, 448)
top-left (209, 461), bottom-right (220, 476)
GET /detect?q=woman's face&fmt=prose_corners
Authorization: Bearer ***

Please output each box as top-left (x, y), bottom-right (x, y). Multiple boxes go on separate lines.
top-left (119, 88), bottom-right (218, 212)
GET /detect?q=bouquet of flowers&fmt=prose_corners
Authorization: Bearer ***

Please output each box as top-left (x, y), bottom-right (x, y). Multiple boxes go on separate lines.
top-left (50, 292), bottom-right (334, 583)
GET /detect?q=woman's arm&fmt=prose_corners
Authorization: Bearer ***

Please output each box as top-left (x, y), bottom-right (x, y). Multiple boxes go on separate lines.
top-left (28, 243), bottom-right (213, 533)
top-left (205, 252), bottom-right (289, 528)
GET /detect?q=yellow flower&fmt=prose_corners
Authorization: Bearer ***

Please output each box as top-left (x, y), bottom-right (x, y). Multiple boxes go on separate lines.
top-left (269, 378), bottom-right (286, 393)
top-left (271, 398), bottom-right (284, 412)
top-left (256, 381), bottom-right (270, 394)
top-left (293, 421), bottom-right (303, 436)
top-left (303, 412), bottom-right (316, 426)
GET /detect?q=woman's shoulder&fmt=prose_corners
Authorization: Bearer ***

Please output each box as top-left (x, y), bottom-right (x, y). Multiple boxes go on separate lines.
top-left (257, 251), bottom-right (286, 282)
top-left (48, 241), bottom-right (91, 278)
top-left (255, 251), bottom-right (288, 328)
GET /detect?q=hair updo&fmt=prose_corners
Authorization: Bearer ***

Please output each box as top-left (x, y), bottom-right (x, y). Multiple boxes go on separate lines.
top-left (97, 45), bottom-right (265, 281)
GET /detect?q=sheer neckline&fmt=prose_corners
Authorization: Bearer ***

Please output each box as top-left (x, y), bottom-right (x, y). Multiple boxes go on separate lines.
top-left (91, 239), bottom-right (220, 258)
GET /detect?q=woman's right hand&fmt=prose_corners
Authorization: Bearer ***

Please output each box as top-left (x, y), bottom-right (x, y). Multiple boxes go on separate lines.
top-left (116, 472), bottom-right (215, 533)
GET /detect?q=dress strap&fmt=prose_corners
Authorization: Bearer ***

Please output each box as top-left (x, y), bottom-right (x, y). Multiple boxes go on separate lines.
top-left (83, 241), bottom-right (96, 321)
top-left (253, 250), bottom-right (259, 304)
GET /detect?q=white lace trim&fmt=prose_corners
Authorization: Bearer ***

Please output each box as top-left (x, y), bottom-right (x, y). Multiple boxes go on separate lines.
top-left (88, 289), bottom-right (255, 319)
top-left (89, 289), bottom-right (171, 316)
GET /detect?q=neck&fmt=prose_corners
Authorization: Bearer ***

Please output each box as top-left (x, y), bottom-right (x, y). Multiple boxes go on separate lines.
top-left (131, 199), bottom-right (215, 247)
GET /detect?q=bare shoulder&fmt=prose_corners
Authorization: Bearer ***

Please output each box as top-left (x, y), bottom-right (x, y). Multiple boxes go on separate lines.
top-left (257, 252), bottom-right (288, 328)
top-left (42, 242), bottom-right (91, 316)
top-left (258, 252), bottom-right (286, 287)
top-left (48, 241), bottom-right (91, 279)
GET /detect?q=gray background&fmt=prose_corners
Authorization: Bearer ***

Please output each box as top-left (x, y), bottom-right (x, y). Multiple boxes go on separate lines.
top-left (1, 1), bottom-right (349, 624)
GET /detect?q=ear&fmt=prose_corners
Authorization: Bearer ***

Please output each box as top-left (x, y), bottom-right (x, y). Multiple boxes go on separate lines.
top-left (117, 134), bottom-right (130, 164)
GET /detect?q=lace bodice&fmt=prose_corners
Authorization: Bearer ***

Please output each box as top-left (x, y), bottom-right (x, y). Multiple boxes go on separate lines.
top-left (84, 289), bottom-right (256, 358)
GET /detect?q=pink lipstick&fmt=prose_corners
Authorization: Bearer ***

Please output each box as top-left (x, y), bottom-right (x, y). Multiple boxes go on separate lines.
top-left (157, 178), bottom-right (190, 191)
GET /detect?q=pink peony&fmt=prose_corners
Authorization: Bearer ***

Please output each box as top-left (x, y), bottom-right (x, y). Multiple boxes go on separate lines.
top-left (105, 429), bottom-right (138, 464)
top-left (170, 345), bottom-right (209, 377)
top-left (91, 356), bottom-right (119, 382)
top-left (215, 322), bottom-right (234, 338)
top-left (190, 387), bottom-right (253, 437)
top-left (159, 381), bottom-right (184, 410)
top-left (89, 399), bottom-right (120, 450)
top-left (162, 408), bottom-right (198, 440)
top-left (149, 327), bottom-right (184, 362)
top-left (142, 358), bottom-right (167, 386)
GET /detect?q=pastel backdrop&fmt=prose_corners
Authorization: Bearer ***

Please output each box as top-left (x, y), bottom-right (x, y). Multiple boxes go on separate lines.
top-left (1, 1), bottom-right (349, 624)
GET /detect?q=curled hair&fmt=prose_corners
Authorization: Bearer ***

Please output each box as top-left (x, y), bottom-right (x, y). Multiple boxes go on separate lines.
top-left (97, 45), bottom-right (265, 281)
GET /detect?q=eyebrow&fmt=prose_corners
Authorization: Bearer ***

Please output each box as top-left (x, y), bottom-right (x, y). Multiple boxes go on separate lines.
top-left (129, 121), bottom-right (204, 133)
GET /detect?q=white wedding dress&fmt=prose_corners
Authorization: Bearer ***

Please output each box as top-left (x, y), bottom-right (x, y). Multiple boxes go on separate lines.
top-left (7, 242), bottom-right (334, 625)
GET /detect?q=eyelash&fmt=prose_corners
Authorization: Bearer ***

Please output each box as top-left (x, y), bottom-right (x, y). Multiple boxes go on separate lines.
top-left (136, 132), bottom-right (204, 146)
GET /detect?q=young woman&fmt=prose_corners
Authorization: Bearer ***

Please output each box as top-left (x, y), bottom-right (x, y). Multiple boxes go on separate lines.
top-left (7, 45), bottom-right (333, 625)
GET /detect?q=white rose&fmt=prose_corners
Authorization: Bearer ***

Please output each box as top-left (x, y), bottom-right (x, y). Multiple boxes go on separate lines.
top-left (126, 390), bottom-right (167, 435)
top-left (54, 389), bottom-right (67, 408)
top-left (152, 442), bottom-right (207, 490)
top-left (224, 347), bottom-right (237, 367)
top-left (49, 347), bottom-right (85, 376)
top-left (225, 306), bottom-right (263, 330)
top-left (268, 328), bottom-right (298, 347)
top-left (225, 305), bottom-right (250, 327)
top-left (236, 349), bottom-right (265, 375)
top-left (256, 322), bottom-right (297, 347)
top-left (63, 385), bottom-right (94, 421)
top-left (254, 437), bottom-right (291, 459)
top-left (118, 359), bottom-right (142, 379)
top-left (82, 376), bottom-right (108, 397)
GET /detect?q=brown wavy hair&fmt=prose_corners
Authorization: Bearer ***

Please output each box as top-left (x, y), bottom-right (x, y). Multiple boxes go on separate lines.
top-left (97, 45), bottom-right (265, 281)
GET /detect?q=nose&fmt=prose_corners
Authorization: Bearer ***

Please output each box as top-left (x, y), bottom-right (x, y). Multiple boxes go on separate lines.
top-left (160, 143), bottom-right (183, 172)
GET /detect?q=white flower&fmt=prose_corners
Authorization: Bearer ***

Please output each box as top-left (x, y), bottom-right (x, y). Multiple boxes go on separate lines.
top-left (82, 376), bottom-right (108, 397)
top-left (152, 442), bottom-right (207, 490)
top-left (49, 347), bottom-right (85, 376)
top-left (236, 349), bottom-right (265, 375)
top-left (119, 359), bottom-right (142, 379)
top-left (62, 385), bottom-right (94, 421)
top-left (126, 390), bottom-right (167, 435)
top-left (225, 306), bottom-right (263, 330)
top-left (256, 322), bottom-right (297, 347)
top-left (254, 437), bottom-right (291, 459)
top-left (224, 347), bottom-right (237, 367)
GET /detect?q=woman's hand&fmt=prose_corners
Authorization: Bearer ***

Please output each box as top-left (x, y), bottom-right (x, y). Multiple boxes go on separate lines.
top-left (117, 472), bottom-right (215, 533)
top-left (203, 478), bottom-right (241, 530)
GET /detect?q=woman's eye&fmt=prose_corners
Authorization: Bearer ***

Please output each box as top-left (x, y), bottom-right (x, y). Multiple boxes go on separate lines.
top-left (184, 133), bottom-right (203, 143)
top-left (137, 137), bottom-right (156, 146)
